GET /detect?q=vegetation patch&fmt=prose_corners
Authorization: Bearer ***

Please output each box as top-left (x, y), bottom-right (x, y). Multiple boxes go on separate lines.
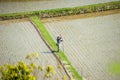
top-left (108, 62), bottom-right (120, 75)
top-left (0, 53), bottom-right (56, 80)
top-left (29, 16), bottom-right (82, 80)
top-left (0, 1), bottom-right (120, 20)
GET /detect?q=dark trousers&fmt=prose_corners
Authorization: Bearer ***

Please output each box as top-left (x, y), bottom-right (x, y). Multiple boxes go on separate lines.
top-left (57, 43), bottom-right (60, 52)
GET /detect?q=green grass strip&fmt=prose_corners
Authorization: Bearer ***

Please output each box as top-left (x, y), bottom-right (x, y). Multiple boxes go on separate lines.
top-left (0, 1), bottom-right (120, 19)
top-left (108, 62), bottom-right (120, 75)
top-left (29, 16), bottom-right (82, 80)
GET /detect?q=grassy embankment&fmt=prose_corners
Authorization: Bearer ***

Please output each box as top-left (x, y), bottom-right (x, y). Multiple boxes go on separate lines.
top-left (108, 62), bottom-right (120, 75)
top-left (29, 16), bottom-right (82, 80)
top-left (0, 1), bottom-right (120, 20)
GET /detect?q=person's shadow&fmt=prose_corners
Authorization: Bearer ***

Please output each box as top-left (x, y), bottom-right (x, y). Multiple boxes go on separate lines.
top-left (42, 50), bottom-right (58, 54)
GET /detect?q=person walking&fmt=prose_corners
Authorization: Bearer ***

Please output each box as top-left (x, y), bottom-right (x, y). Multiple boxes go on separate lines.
top-left (56, 34), bottom-right (63, 52)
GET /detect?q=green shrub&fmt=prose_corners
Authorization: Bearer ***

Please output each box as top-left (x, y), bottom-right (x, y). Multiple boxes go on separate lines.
top-left (0, 53), bottom-right (56, 80)
top-left (0, 62), bottom-right (36, 80)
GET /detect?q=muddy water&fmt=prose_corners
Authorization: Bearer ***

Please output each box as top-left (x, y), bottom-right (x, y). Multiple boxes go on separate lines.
top-left (0, 0), bottom-right (119, 14)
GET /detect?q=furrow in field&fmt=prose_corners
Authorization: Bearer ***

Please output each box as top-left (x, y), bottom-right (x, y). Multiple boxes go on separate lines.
top-left (0, 20), bottom-right (68, 80)
top-left (44, 13), bottom-right (120, 80)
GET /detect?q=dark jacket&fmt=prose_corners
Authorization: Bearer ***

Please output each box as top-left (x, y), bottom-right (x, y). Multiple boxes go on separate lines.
top-left (57, 36), bottom-right (62, 44)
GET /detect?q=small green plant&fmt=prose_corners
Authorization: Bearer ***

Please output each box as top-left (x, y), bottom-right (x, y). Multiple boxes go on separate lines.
top-left (38, 66), bottom-right (44, 71)
top-left (45, 65), bottom-right (56, 78)
top-left (62, 75), bottom-right (67, 80)
top-left (26, 52), bottom-right (39, 60)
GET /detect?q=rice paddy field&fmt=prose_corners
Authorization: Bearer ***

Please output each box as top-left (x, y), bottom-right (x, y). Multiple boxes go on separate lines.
top-left (0, 0), bottom-right (120, 80)
top-left (0, 20), bottom-right (69, 80)
top-left (0, 0), bottom-right (119, 14)
top-left (43, 13), bottom-right (120, 80)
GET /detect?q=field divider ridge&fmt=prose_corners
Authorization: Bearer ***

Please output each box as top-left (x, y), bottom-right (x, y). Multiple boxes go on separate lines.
top-left (29, 16), bottom-right (82, 80)
top-left (0, 1), bottom-right (120, 20)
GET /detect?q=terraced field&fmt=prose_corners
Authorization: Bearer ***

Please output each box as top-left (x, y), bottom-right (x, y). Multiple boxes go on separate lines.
top-left (43, 13), bottom-right (120, 80)
top-left (0, 19), bottom-right (68, 80)
top-left (0, 0), bottom-right (119, 14)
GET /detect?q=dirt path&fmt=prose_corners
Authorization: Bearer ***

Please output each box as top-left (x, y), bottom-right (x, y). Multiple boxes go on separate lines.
top-left (41, 9), bottom-right (120, 23)
top-left (0, 18), bottom-right (29, 25)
